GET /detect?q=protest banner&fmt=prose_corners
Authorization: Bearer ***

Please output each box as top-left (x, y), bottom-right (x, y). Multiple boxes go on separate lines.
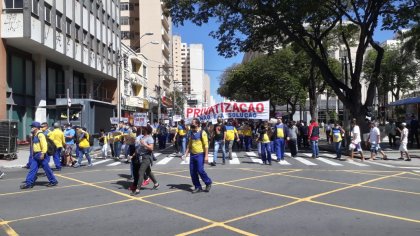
top-left (185, 101), bottom-right (270, 121)
top-left (133, 113), bottom-right (148, 126)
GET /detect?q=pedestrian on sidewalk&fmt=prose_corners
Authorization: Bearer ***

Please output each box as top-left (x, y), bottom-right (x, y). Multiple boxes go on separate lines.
top-left (385, 120), bottom-right (397, 148)
top-left (367, 122), bottom-right (388, 161)
top-left (20, 121), bottom-right (58, 189)
top-left (348, 119), bottom-right (365, 161)
top-left (299, 121), bottom-right (309, 148)
top-left (185, 118), bottom-right (212, 193)
top-left (308, 119), bottom-right (320, 158)
top-left (331, 121), bottom-right (345, 160)
top-left (397, 123), bottom-right (411, 161)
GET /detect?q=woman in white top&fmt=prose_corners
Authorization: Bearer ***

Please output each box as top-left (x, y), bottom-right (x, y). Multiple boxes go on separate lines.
top-left (367, 122), bottom-right (388, 161)
top-left (349, 119), bottom-right (365, 161)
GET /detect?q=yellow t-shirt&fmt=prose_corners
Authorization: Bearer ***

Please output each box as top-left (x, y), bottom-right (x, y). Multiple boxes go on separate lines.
top-left (188, 130), bottom-right (209, 154)
top-left (262, 133), bottom-right (271, 143)
top-left (79, 132), bottom-right (90, 149)
top-left (331, 128), bottom-right (343, 143)
top-left (33, 131), bottom-right (48, 154)
top-left (276, 124), bottom-right (285, 138)
top-left (225, 125), bottom-right (237, 141)
top-left (243, 128), bottom-right (252, 137)
top-left (177, 125), bottom-right (187, 136)
top-left (48, 128), bottom-right (65, 148)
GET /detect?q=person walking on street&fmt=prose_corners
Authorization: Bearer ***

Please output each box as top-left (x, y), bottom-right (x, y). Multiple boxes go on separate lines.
top-left (49, 122), bottom-right (66, 171)
top-left (397, 123), bottom-right (411, 161)
top-left (409, 115), bottom-right (419, 147)
top-left (99, 129), bottom-right (109, 159)
top-left (367, 122), bottom-right (388, 161)
top-left (308, 119), bottom-right (320, 158)
top-left (257, 123), bottom-right (272, 165)
top-left (225, 120), bottom-right (240, 160)
top-left (20, 122), bottom-right (58, 189)
top-left (130, 125), bottom-right (159, 195)
top-left (173, 120), bottom-right (187, 157)
top-left (348, 119), bottom-right (365, 161)
top-left (287, 121), bottom-right (299, 158)
top-left (73, 127), bottom-right (93, 168)
top-left (211, 118), bottom-right (226, 166)
top-left (299, 121), bottom-right (309, 148)
top-left (385, 120), bottom-right (397, 148)
top-left (64, 123), bottom-right (76, 166)
top-left (184, 118), bottom-right (212, 194)
top-left (331, 121), bottom-right (345, 160)
top-left (274, 117), bottom-right (288, 161)
top-left (243, 122), bottom-right (253, 152)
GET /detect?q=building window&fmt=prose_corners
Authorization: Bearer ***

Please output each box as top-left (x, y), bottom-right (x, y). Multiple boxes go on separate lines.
top-left (32, 0), bottom-right (39, 15)
top-left (75, 25), bottom-right (81, 42)
top-left (45, 4), bottom-right (52, 24)
top-left (120, 17), bottom-right (129, 25)
top-left (56, 13), bottom-right (62, 31)
top-left (143, 65), bottom-right (147, 78)
top-left (5, 0), bottom-right (23, 8)
top-left (73, 73), bottom-right (87, 98)
top-left (120, 3), bottom-right (134, 11)
top-left (83, 31), bottom-right (88, 46)
top-left (66, 18), bottom-right (71, 36)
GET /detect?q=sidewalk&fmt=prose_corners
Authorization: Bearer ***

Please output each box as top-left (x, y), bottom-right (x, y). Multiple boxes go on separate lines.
top-left (0, 145), bottom-right (101, 169)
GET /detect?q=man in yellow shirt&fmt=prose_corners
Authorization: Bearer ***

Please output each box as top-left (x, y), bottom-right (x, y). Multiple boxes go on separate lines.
top-left (48, 122), bottom-right (66, 171)
top-left (185, 118), bottom-right (212, 193)
top-left (21, 122), bottom-right (58, 189)
top-left (73, 127), bottom-right (92, 168)
top-left (224, 120), bottom-right (240, 160)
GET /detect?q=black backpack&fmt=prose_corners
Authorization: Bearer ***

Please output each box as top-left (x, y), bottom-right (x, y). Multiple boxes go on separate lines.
top-left (311, 126), bottom-right (320, 138)
top-left (37, 133), bottom-right (57, 156)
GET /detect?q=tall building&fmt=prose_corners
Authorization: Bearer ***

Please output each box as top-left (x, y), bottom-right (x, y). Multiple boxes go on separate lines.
top-left (1, 0), bottom-right (120, 140)
top-left (138, 0), bottom-right (172, 120)
top-left (120, 0), bottom-right (140, 51)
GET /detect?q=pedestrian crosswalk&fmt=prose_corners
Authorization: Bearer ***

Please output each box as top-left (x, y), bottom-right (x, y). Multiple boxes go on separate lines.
top-left (82, 151), bottom-right (406, 170)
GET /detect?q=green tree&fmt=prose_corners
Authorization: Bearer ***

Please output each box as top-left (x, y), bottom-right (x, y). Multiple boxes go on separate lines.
top-left (164, 0), bottom-right (416, 122)
top-left (364, 46), bottom-right (419, 102)
top-left (218, 47), bottom-right (307, 117)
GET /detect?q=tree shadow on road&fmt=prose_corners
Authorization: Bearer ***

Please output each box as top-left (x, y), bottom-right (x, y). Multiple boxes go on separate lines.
top-left (167, 184), bottom-right (193, 192)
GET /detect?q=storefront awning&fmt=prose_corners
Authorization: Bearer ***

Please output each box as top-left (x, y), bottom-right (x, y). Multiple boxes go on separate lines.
top-left (388, 97), bottom-right (420, 106)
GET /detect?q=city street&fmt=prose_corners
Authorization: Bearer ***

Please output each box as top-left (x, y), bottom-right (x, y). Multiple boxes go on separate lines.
top-left (1, 147), bottom-right (420, 235)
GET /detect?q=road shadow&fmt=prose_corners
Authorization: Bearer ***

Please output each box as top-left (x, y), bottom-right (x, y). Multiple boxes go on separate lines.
top-left (118, 174), bottom-right (132, 180)
top-left (167, 184), bottom-right (193, 192)
top-left (114, 180), bottom-right (132, 190)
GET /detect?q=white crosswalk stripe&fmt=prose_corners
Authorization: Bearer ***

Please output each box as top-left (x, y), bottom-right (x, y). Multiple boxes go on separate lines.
top-left (365, 161), bottom-right (396, 168)
top-left (317, 157), bottom-right (343, 166)
top-left (246, 152), bottom-right (263, 164)
top-left (346, 160), bottom-right (369, 167)
top-left (107, 162), bottom-right (122, 166)
top-left (180, 155), bottom-right (190, 165)
top-left (156, 156), bottom-right (175, 165)
top-left (230, 152), bottom-right (240, 164)
top-left (208, 153), bottom-right (214, 163)
top-left (92, 159), bottom-right (112, 166)
top-left (295, 157), bottom-right (317, 166)
top-left (271, 154), bottom-right (291, 165)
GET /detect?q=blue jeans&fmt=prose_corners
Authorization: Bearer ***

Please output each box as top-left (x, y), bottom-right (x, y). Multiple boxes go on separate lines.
top-left (114, 141), bottom-right (122, 158)
top-left (77, 147), bottom-right (92, 165)
top-left (213, 140), bottom-right (226, 162)
top-left (53, 147), bottom-right (62, 169)
top-left (275, 138), bottom-right (285, 160)
top-left (311, 140), bottom-right (319, 157)
top-left (178, 136), bottom-right (186, 155)
top-left (334, 142), bottom-right (342, 159)
top-left (261, 142), bottom-right (272, 164)
top-left (25, 152), bottom-right (57, 186)
top-left (189, 153), bottom-right (212, 189)
top-left (244, 136), bottom-right (252, 151)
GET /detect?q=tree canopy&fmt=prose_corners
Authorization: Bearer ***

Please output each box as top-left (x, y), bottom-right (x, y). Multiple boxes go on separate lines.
top-left (165, 0), bottom-right (417, 120)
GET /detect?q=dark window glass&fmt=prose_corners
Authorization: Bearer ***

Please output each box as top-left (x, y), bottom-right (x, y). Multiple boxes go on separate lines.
top-left (32, 0), bottom-right (39, 14)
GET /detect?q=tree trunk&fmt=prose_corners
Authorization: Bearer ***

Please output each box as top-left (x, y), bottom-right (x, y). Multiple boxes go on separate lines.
top-left (308, 61), bottom-right (318, 120)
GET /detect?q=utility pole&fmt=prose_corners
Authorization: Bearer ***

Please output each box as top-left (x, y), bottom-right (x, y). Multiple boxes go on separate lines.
top-left (157, 65), bottom-right (161, 122)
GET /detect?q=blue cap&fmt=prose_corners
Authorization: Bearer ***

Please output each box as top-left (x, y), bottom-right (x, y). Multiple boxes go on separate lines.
top-left (30, 121), bottom-right (41, 128)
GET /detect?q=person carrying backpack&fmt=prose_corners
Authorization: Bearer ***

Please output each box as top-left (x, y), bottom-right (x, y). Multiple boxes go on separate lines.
top-left (73, 127), bottom-right (92, 168)
top-left (48, 122), bottom-right (66, 171)
top-left (308, 119), bottom-right (320, 158)
top-left (20, 122), bottom-right (58, 189)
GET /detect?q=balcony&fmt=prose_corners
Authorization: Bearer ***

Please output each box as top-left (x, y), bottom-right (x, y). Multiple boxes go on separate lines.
top-left (162, 28), bottom-right (170, 43)
top-left (161, 14), bottom-right (170, 31)
top-left (162, 41), bottom-right (170, 57)
top-left (130, 72), bottom-right (147, 87)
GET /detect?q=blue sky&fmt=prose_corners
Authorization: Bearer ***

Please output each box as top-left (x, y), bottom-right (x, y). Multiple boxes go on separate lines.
top-left (173, 21), bottom-right (396, 104)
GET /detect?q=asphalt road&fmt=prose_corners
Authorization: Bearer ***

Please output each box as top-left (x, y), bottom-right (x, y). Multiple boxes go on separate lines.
top-left (1, 147), bottom-right (420, 236)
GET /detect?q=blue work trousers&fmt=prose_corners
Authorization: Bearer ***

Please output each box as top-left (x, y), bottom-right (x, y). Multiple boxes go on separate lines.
top-left (213, 140), bottom-right (226, 162)
top-left (189, 153), bottom-right (212, 189)
top-left (53, 147), bottom-right (62, 169)
top-left (25, 152), bottom-right (57, 186)
top-left (275, 138), bottom-right (285, 160)
top-left (261, 142), bottom-right (272, 164)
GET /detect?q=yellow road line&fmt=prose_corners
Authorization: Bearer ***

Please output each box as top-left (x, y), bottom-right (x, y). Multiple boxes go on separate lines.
top-left (360, 185), bottom-right (420, 196)
top-left (220, 183), bottom-right (299, 200)
top-left (408, 171), bottom-right (420, 178)
top-left (348, 170), bottom-right (420, 181)
top-left (279, 173), bottom-right (352, 186)
top-left (175, 223), bottom-right (218, 236)
top-left (0, 218), bottom-right (18, 236)
top-left (310, 200), bottom-right (420, 223)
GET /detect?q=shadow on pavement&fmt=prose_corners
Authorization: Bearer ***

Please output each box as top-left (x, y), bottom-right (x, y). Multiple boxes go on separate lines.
top-left (167, 184), bottom-right (193, 192)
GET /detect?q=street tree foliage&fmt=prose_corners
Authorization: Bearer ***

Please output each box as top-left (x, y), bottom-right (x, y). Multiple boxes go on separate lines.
top-left (364, 46), bottom-right (419, 102)
top-left (164, 0), bottom-right (417, 121)
top-left (167, 89), bottom-right (187, 116)
top-left (218, 47), bottom-right (308, 117)
top-left (400, 24), bottom-right (420, 60)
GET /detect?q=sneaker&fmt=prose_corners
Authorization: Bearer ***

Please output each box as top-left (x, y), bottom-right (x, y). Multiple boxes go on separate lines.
top-left (141, 178), bottom-right (151, 187)
top-left (152, 183), bottom-right (160, 190)
top-left (405, 159), bottom-right (411, 161)
top-left (191, 188), bottom-right (202, 194)
top-left (0, 172), bottom-right (5, 179)
top-left (205, 184), bottom-right (212, 192)
top-left (20, 184), bottom-right (33, 189)
top-left (73, 163), bottom-right (80, 168)
top-left (210, 162), bottom-right (216, 166)
top-left (130, 189), bottom-right (140, 196)
top-left (46, 182), bottom-right (58, 187)
top-left (87, 163), bottom-right (93, 167)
